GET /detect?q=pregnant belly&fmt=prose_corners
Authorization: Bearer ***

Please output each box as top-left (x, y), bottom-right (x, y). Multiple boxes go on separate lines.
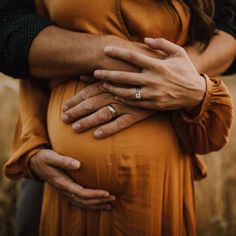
top-left (47, 80), bottom-right (180, 194)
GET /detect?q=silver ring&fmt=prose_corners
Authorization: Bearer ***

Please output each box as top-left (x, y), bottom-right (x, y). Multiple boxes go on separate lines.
top-left (135, 87), bottom-right (142, 100)
top-left (106, 104), bottom-right (118, 118)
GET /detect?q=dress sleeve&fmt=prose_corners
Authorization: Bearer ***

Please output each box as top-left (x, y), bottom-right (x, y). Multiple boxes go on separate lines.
top-left (4, 80), bottom-right (51, 180)
top-left (0, 0), bottom-right (51, 78)
top-left (172, 74), bottom-right (233, 155)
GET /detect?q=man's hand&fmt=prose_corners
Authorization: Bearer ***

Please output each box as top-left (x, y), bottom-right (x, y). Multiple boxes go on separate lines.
top-left (30, 149), bottom-right (115, 210)
top-left (62, 82), bottom-right (155, 138)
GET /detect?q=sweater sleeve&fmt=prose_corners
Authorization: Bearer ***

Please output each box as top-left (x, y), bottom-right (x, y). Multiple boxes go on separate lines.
top-left (0, 0), bottom-right (51, 78)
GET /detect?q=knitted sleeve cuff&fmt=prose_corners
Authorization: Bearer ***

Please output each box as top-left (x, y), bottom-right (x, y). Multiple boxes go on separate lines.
top-left (0, 14), bottom-right (51, 78)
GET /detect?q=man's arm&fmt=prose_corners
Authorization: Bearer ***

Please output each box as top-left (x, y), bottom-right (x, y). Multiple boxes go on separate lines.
top-left (186, 0), bottom-right (236, 76)
top-left (0, 0), bottom-right (138, 79)
top-left (185, 0), bottom-right (236, 77)
top-left (214, 0), bottom-right (236, 75)
top-left (185, 30), bottom-right (235, 77)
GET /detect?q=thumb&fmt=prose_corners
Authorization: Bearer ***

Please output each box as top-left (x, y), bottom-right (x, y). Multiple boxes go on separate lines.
top-left (144, 38), bottom-right (182, 56)
top-left (46, 150), bottom-right (81, 170)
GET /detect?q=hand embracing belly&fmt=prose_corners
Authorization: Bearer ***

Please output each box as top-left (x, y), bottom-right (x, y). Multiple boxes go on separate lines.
top-left (47, 80), bottom-right (181, 195)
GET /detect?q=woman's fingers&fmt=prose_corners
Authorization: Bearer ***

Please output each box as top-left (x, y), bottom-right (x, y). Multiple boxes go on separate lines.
top-left (94, 70), bottom-right (143, 85)
top-left (72, 104), bottom-right (120, 133)
top-left (42, 150), bottom-right (81, 170)
top-left (144, 38), bottom-right (185, 56)
top-left (31, 150), bottom-right (111, 199)
top-left (57, 188), bottom-right (115, 210)
top-left (47, 167), bottom-right (110, 199)
top-left (93, 114), bottom-right (138, 139)
top-left (103, 46), bottom-right (156, 69)
top-left (62, 82), bottom-right (105, 112)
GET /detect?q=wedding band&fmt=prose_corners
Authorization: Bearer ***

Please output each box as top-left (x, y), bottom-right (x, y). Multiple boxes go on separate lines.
top-left (135, 87), bottom-right (142, 100)
top-left (106, 104), bottom-right (118, 118)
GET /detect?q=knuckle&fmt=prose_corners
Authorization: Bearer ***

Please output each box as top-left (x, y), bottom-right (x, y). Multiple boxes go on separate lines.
top-left (155, 99), bottom-right (166, 110)
top-left (80, 90), bottom-right (90, 100)
top-left (97, 82), bottom-right (105, 90)
top-left (127, 51), bottom-right (135, 61)
top-left (178, 46), bottom-right (185, 55)
top-left (97, 108), bottom-right (111, 121)
top-left (157, 63), bottom-right (168, 73)
top-left (65, 110), bottom-right (75, 120)
top-left (84, 100), bottom-right (95, 112)
top-left (77, 120), bottom-right (89, 130)
top-left (157, 38), bottom-right (165, 47)
top-left (36, 150), bottom-right (47, 159)
top-left (116, 117), bottom-right (128, 129)
top-left (103, 93), bottom-right (113, 99)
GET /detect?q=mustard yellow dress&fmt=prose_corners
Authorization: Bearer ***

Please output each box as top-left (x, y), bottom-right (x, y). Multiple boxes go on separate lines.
top-left (4, 1), bottom-right (233, 235)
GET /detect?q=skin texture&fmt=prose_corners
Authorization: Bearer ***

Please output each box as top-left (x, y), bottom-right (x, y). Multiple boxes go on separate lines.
top-left (185, 30), bottom-right (236, 77)
top-left (62, 30), bottom-right (236, 139)
top-left (28, 26), bottom-right (235, 209)
top-left (30, 149), bottom-right (116, 210)
top-left (94, 38), bottom-right (206, 110)
top-left (29, 26), bottom-right (167, 79)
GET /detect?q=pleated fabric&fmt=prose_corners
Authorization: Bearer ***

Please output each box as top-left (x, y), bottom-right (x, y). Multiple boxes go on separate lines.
top-left (4, 1), bottom-right (233, 235)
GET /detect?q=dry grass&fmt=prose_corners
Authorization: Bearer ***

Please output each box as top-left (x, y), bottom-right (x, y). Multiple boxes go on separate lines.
top-left (195, 75), bottom-right (236, 236)
top-left (0, 75), bottom-right (19, 235)
top-left (0, 74), bottom-right (236, 236)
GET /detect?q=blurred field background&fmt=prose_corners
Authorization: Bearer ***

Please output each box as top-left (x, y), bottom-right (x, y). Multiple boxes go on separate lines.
top-left (0, 73), bottom-right (235, 236)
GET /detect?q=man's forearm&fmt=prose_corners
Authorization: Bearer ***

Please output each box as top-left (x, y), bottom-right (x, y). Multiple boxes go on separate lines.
top-left (29, 26), bottom-right (141, 80)
top-left (29, 26), bottom-right (103, 79)
top-left (185, 30), bottom-right (236, 77)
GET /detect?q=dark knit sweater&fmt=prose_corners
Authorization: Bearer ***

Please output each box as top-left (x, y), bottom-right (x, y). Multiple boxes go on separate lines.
top-left (0, 0), bottom-right (235, 78)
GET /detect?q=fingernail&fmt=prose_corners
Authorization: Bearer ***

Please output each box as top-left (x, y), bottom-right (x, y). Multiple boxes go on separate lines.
top-left (72, 123), bottom-right (81, 131)
top-left (62, 104), bottom-right (69, 112)
top-left (94, 130), bottom-right (104, 138)
top-left (62, 114), bottom-right (69, 122)
top-left (111, 196), bottom-right (116, 201)
top-left (94, 70), bottom-right (101, 77)
top-left (102, 192), bottom-right (110, 197)
top-left (103, 83), bottom-right (108, 89)
top-left (71, 160), bottom-right (81, 169)
top-left (144, 38), bottom-right (155, 43)
top-left (104, 46), bottom-right (113, 53)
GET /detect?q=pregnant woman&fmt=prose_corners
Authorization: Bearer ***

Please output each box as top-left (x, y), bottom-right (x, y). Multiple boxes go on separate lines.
top-left (4, 0), bottom-right (233, 235)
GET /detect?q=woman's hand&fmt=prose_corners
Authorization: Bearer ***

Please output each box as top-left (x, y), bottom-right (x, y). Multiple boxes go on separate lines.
top-left (94, 38), bottom-right (206, 111)
top-left (30, 149), bottom-right (115, 210)
top-left (62, 82), bottom-right (155, 138)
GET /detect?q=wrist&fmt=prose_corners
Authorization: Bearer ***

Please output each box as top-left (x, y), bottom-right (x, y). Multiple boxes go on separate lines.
top-left (185, 74), bottom-right (206, 110)
top-left (28, 148), bottom-right (47, 181)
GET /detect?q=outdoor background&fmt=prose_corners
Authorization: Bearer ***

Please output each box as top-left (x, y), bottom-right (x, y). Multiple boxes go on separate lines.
top-left (0, 73), bottom-right (235, 236)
